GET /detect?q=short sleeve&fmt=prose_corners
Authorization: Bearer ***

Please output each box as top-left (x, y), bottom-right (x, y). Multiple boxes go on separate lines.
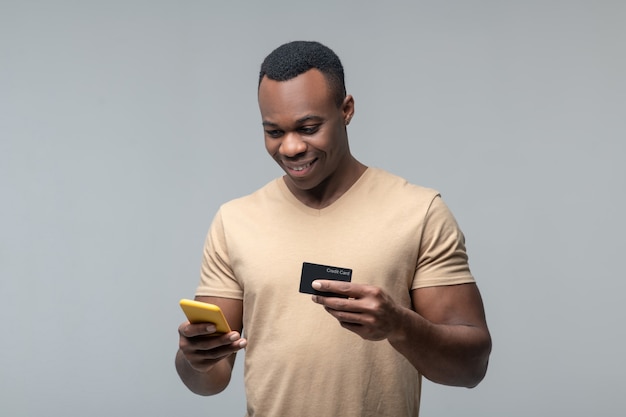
top-left (195, 209), bottom-right (244, 299)
top-left (412, 196), bottom-right (475, 289)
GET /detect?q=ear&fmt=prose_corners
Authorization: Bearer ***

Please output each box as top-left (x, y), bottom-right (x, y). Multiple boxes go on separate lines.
top-left (341, 95), bottom-right (355, 125)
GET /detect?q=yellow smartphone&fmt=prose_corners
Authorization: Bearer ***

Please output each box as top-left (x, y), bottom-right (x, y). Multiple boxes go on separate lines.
top-left (179, 299), bottom-right (232, 334)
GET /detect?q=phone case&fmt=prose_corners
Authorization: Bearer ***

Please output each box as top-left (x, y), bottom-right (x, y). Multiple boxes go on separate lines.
top-left (179, 299), bottom-right (232, 333)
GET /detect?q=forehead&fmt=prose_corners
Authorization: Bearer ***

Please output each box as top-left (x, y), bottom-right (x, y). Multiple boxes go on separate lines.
top-left (258, 69), bottom-right (336, 123)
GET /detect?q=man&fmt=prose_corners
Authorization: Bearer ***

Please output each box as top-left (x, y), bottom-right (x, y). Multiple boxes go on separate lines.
top-left (176, 41), bottom-right (491, 416)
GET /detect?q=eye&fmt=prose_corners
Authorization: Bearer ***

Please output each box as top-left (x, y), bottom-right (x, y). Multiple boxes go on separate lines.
top-left (299, 125), bottom-right (320, 135)
top-left (265, 129), bottom-right (283, 138)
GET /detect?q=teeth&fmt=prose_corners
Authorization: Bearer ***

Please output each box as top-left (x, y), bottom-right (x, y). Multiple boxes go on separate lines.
top-left (291, 161), bottom-right (313, 171)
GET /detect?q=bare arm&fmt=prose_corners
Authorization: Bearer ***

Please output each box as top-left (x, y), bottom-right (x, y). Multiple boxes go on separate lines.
top-left (311, 281), bottom-right (491, 388)
top-left (390, 283), bottom-right (491, 387)
top-left (175, 296), bottom-right (246, 395)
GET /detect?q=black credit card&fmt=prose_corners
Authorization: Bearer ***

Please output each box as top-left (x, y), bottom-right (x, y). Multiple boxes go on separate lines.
top-left (299, 262), bottom-right (353, 298)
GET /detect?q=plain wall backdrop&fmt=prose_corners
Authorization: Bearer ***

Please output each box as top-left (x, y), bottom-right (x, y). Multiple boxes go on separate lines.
top-left (1, 1), bottom-right (625, 416)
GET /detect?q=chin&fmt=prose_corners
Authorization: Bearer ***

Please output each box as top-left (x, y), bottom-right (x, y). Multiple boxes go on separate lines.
top-left (284, 175), bottom-right (321, 191)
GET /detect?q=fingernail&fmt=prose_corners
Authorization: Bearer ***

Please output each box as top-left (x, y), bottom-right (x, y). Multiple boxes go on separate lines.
top-left (311, 295), bottom-right (318, 303)
top-left (312, 281), bottom-right (321, 289)
top-left (206, 325), bottom-right (216, 333)
top-left (229, 333), bottom-right (240, 341)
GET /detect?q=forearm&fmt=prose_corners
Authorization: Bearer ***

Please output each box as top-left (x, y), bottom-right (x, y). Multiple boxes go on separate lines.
top-left (387, 307), bottom-right (491, 388)
top-left (175, 349), bottom-right (234, 396)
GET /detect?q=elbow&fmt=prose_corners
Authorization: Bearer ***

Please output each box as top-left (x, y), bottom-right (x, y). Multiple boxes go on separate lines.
top-left (464, 335), bottom-right (492, 388)
top-left (443, 354), bottom-right (490, 389)
top-left (422, 355), bottom-right (490, 388)
top-left (436, 333), bottom-right (492, 388)
top-left (464, 359), bottom-right (489, 388)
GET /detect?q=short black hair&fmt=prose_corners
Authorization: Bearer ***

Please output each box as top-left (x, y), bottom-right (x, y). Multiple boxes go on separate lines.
top-left (258, 41), bottom-right (346, 107)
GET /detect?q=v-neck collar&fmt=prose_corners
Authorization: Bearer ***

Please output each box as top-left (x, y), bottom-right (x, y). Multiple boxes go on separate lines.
top-left (276, 167), bottom-right (372, 216)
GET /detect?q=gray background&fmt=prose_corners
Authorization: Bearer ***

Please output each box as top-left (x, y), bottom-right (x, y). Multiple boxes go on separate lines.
top-left (1, 1), bottom-right (624, 416)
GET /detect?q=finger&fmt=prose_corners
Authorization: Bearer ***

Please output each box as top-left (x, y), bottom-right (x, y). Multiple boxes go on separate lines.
top-left (185, 342), bottom-right (239, 369)
top-left (313, 294), bottom-right (366, 314)
top-left (191, 339), bottom-right (246, 358)
top-left (312, 280), bottom-right (366, 297)
top-left (180, 331), bottom-right (246, 358)
top-left (179, 321), bottom-right (218, 337)
top-left (192, 331), bottom-right (243, 349)
top-left (324, 306), bottom-right (368, 324)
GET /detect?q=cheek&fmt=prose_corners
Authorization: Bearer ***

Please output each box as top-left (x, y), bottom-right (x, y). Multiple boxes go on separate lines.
top-left (324, 131), bottom-right (349, 157)
top-left (264, 138), bottom-right (278, 155)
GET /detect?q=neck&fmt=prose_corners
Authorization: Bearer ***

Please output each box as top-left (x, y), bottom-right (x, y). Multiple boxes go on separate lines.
top-left (285, 156), bottom-right (367, 210)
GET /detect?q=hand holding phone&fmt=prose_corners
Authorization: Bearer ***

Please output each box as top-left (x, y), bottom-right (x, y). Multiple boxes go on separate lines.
top-left (179, 299), bottom-right (232, 334)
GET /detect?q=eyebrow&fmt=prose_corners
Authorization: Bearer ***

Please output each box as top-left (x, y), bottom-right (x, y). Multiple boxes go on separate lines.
top-left (262, 114), bottom-right (325, 128)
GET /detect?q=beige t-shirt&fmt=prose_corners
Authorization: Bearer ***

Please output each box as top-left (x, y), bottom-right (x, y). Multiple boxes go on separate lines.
top-left (197, 167), bottom-right (475, 417)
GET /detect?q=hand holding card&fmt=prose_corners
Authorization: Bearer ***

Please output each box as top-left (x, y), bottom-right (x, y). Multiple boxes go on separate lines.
top-left (299, 262), bottom-right (352, 298)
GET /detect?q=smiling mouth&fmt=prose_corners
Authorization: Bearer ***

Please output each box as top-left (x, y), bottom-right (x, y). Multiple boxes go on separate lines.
top-left (285, 159), bottom-right (316, 172)
top-left (291, 161), bottom-right (314, 171)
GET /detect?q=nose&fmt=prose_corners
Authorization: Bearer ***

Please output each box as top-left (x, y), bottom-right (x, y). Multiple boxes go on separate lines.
top-left (279, 132), bottom-right (307, 157)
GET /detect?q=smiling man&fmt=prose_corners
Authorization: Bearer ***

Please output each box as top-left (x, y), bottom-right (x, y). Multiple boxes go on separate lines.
top-left (260, 67), bottom-right (363, 208)
top-left (176, 41), bottom-right (491, 417)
